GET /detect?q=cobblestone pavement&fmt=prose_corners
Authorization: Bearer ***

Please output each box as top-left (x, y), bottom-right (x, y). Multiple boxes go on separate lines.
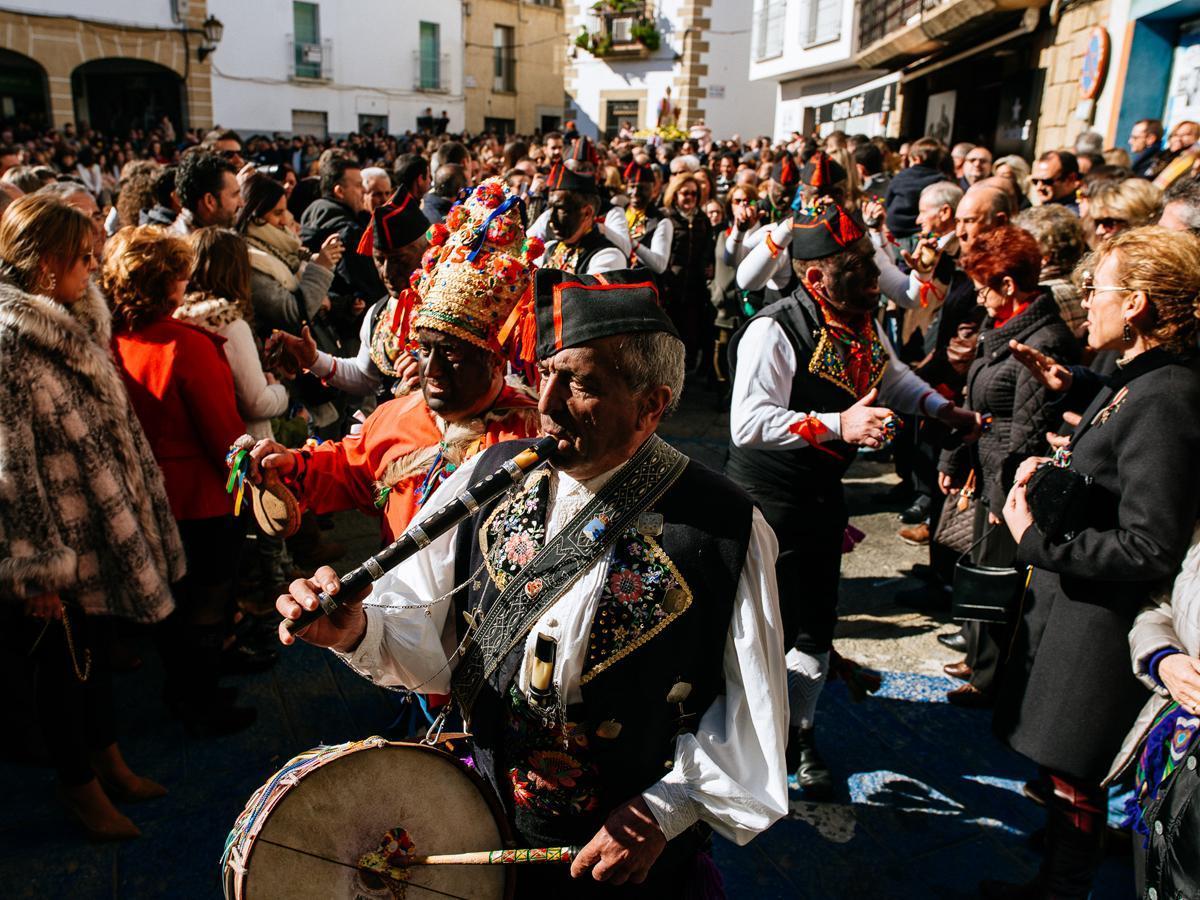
top-left (1, 382), bottom-right (1133, 898)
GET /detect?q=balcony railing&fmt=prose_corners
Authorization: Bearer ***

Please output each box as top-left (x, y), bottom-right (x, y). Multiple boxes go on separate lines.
top-left (857, 0), bottom-right (941, 50)
top-left (589, 1), bottom-right (654, 57)
top-left (413, 51), bottom-right (451, 92)
top-left (287, 36), bottom-right (333, 81)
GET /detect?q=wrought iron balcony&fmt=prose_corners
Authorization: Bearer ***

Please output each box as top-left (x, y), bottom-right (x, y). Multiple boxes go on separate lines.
top-left (413, 51), bottom-right (452, 92)
top-left (855, 0), bottom-right (1047, 69)
top-left (287, 36), bottom-right (333, 81)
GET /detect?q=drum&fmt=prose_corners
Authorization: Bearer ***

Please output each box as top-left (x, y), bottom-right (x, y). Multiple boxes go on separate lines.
top-left (222, 737), bottom-right (513, 900)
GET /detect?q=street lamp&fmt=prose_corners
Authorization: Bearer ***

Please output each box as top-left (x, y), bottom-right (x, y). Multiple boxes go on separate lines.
top-left (197, 15), bottom-right (224, 62)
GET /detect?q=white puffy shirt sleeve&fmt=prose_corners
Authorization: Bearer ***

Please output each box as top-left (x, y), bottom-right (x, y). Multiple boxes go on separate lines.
top-left (736, 219), bottom-right (791, 291)
top-left (729, 317), bottom-right (842, 448)
top-left (632, 216), bottom-right (674, 274)
top-left (309, 305), bottom-right (384, 397)
top-left (641, 508), bottom-right (790, 843)
top-left (335, 455), bottom-right (487, 692)
top-left (876, 321), bottom-right (951, 418)
top-left (601, 206), bottom-right (633, 258)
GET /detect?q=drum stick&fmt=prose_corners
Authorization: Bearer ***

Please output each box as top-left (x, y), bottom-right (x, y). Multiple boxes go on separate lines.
top-left (284, 436), bottom-right (559, 635)
top-left (406, 846), bottom-right (580, 866)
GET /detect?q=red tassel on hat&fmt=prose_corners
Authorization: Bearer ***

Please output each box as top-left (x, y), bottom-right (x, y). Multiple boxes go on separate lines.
top-left (356, 221), bottom-right (375, 256)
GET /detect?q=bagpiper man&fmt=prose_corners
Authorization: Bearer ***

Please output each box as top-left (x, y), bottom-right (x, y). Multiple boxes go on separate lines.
top-left (726, 201), bottom-right (980, 799)
top-left (278, 269), bottom-right (790, 897)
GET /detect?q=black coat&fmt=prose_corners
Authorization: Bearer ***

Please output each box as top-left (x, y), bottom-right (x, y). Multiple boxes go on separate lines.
top-left (994, 350), bottom-right (1200, 781)
top-left (884, 165), bottom-right (947, 238)
top-left (941, 292), bottom-right (1079, 512)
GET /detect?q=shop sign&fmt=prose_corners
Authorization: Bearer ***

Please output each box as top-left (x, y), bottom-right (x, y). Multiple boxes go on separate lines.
top-left (814, 83), bottom-right (895, 125)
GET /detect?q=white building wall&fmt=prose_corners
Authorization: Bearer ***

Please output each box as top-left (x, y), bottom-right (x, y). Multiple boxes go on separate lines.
top-left (703, 1), bottom-right (774, 138)
top-left (207, 0), bottom-right (465, 136)
top-left (566, 0), bottom-right (771, 139)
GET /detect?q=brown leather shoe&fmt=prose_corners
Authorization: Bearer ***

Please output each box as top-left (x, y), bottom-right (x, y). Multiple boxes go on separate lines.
top-left (898, 522), bottom-right (930, 546)
top-left (943, 661), bottom-right (973, 681)
top-left (946, 683), bottom-right (993, 708)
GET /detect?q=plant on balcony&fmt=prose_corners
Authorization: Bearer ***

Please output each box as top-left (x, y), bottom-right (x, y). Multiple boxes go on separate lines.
top-left (630, 19), bottom-right (660, 50)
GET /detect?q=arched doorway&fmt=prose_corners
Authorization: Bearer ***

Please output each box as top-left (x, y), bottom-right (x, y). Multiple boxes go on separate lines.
top-left (0, 49), bottom-right (50, 132)
top-left (72, 59), bottom-right (185, 135)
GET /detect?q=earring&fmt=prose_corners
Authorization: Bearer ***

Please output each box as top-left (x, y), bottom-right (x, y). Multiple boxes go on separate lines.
top-left (44, 272), bottom-right (57, 295)
top-left (1122, 321), bottom-right (1133, 343)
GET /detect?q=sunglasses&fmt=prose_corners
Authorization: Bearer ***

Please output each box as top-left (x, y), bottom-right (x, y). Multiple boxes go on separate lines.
top-left (730, 197), bottom-right (751, 205)
top-left (1030, 176), bottom-right (1062, 186)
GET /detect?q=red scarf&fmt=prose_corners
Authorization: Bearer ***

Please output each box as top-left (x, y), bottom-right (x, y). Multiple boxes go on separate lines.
top-left (809, 282), bottom-right (877, 397)
top-left (991, 297), bottom-right (1031, 329)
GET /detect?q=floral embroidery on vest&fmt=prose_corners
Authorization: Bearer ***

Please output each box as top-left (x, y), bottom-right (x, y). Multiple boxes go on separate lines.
top-left (808, 326), bottom-right (887, 397)
top-left (504, 686), bottom-right (599, 818)
top-left (581, 528), bottom-right (692, 684)
top-left (480, 471), bottom-right (550, 591)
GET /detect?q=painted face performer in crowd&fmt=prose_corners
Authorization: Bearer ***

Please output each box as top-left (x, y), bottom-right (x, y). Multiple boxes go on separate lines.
top-left (268, 186), bottom-right (433, 405)
top-left (725, 201), bottom-right (980, 800)
top-left (277, 270), bottom-right (790, 896)
top-left (245, 178), bottom-right (544, 546)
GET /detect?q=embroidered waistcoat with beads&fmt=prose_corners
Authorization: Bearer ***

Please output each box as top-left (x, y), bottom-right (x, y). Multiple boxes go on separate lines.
top-left (726, 284), bottom-right (887, 490)
top-left (450, 439), bottom-right (753, 848)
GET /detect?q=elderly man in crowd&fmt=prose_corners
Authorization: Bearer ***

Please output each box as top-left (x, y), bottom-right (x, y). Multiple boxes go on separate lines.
top-left (361, 167), bottom-right (392, 214)
top-left (959, 147), bottom-right (993, 190)
top-left (278, 268), bottom-right (790, 897)
top-left (1159, 177), bottom-right (1200, 234)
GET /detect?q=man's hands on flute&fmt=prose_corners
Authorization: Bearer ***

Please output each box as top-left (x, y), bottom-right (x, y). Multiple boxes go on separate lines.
top-left (276, 565), bottom-right (370, 653)
top-left (571, 795), bottom-right (666, 885)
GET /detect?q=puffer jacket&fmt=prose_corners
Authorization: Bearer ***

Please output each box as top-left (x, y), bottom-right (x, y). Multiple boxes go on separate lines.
top-left (940, 291), bottom-right (1079, 512)
top-left (1105, 523), bottom-right (1200, 786)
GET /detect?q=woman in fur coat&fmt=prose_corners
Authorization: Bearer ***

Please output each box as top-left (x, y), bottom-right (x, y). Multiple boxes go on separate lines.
top-left (0, 194), bottom-right (185, 840)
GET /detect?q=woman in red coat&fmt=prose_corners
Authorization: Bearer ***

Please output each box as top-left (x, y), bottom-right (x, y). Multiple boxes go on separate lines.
top-left (102, 226), bottom-right (255, 736)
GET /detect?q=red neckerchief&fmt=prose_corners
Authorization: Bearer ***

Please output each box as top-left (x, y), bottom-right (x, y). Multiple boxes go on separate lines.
top-left (807, 281), bottom-right (877, 397)
top-left (991, 297), bottom-right (1031, 329)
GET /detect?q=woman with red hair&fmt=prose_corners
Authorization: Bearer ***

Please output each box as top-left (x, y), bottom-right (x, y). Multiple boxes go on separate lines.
top-left (937, 224), bottom-right (1079, 707)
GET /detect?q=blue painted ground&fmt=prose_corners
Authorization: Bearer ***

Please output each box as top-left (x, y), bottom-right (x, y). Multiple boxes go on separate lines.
top-left (0, 637), bottom-right (1134, 899)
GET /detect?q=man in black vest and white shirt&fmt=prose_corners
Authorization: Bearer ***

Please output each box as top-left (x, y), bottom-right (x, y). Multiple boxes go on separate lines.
top-left (536, 164), bottom-right (626, 276)
top-left (726, 202), bottom-right (979, 799)
top-left (278, 270), bottom-right (789, 896)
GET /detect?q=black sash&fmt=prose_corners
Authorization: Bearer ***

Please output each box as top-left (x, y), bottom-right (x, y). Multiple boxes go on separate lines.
top-left (451, 435), bottom-right (688, 717)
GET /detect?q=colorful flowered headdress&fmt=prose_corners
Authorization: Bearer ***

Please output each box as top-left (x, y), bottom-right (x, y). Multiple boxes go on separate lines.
top-left (411, 177), bottom-right (544, 357)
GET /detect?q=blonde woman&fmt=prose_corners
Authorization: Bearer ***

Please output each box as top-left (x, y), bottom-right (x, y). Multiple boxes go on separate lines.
top-left (0, 195), bottom-right (184, 840)
top-left (1084, 178), bottom-right (1163, 245)
top-left (994, 154), bottom-right (1032, 201)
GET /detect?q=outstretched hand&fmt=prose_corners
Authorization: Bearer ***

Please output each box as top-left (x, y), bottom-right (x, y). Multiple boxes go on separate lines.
top-left (265, 326), bottom-right (319, 372)
top-left (1010, 340), bottom-right (1073, 393)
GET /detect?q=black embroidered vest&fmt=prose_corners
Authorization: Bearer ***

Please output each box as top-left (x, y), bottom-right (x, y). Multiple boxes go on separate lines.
top-left (542, 227), bottom-right (617, 275)
top-left (725, 286), bottom-right (887, 492)
top-left (451, 439), bottom-right (753, 847)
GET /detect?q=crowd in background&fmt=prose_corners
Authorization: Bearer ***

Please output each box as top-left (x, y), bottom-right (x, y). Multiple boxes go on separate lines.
top-left (1, 109), bottom-right (1199, 898)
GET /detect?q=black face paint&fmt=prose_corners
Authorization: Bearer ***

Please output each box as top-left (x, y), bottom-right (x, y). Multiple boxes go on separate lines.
top-left (549, 193), bottom-right (583, 241)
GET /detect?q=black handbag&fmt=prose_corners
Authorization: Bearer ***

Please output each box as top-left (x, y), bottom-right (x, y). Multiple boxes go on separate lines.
top-left (1025, 463), bottom-right (1094, 542)
top-left (933, 471), bottom-right (976, 556)
top-left (951, 524), bottom-right (1030, 626)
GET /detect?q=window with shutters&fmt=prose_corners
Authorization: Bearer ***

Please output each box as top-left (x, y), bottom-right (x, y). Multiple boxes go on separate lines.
top-left (753, 0), bottom-right (786, 61)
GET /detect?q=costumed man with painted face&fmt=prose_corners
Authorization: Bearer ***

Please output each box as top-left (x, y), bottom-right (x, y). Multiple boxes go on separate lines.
top-left (245, 179), bottom-right (544, 546)
top-left (536, 163), bottom-right (627, 276)
top-left (267, 188), bottom-right (431, 405)
top-left (624, 161), bottom-right (673, 276)
top-left (528, 139), bottom-right (633, 261)
top-left (277, 270), bottom-right (790, 896)
top-left (726, 202), bottom-right (980, 799)
top-left (739, 151), bottom-right (848, 306)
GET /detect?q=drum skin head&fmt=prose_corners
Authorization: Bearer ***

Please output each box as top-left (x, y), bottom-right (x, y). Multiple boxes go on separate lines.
top-left (240, 744), bottom-right (509, 900)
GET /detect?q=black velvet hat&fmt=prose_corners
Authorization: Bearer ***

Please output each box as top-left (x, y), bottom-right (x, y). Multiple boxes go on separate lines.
top-left (789, 202), bottom-right (867, 261)
top-left (356, 189), bottom-right (430, 255)
top-left (799, 150), bottom-right (847, 190)
top-left (622, 160), bottom-right (654, 186)
top-left (545, 161), bottom-right (599, 194)
top-left (533, 269), bottom-right (678, 360)
top-left (770, 153), bottom-right (800, 189)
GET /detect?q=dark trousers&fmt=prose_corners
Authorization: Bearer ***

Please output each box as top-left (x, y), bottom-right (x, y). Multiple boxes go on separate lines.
top-left (745, 481), bottom-right (847, 654)
top-left (25, 610), bottom-right (115, 786)
top-left (1036, 767), bottom-right (1107, 898)
top-left (963, 505), bottom-right (1017, 694)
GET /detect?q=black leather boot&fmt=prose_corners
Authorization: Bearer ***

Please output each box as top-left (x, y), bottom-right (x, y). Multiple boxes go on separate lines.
top-left (785, 726), bottom-right (834, 801)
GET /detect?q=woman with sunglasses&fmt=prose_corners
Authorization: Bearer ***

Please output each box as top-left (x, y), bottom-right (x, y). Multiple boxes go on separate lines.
top-left (663, 172), bottom-right (716, 376)
top-left (989, 226), bottom-right (1200, 899)
top-left (1082, 178), bottom-right (1163, 247)
top-left (0, 194), bottom-right (185, 840)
